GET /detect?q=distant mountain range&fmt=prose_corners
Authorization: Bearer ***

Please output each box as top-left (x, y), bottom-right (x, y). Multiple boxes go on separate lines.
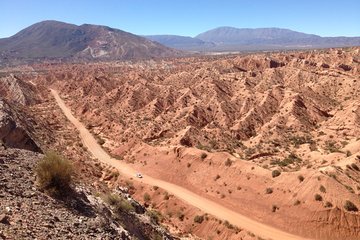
top-left (0, 20), bottom-right (178, 61)
top-left (145, 27), bottom-right (360, 51)
top-left (0, 21), bottom-right (359, 62)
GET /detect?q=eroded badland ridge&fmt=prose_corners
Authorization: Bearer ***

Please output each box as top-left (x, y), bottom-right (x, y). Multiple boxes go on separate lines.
top-left (1, 47), bottom-right (360, 240)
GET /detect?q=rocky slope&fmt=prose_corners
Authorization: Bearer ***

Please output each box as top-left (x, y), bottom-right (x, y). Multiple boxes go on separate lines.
top-left (0, 20), bottom-right (179, 61)
top-left (0, 71), bottom-right (179, 240)
top-left (0, 148), bottom-right (176, 240)
top-left (29, 47), bottom-right (360, 239)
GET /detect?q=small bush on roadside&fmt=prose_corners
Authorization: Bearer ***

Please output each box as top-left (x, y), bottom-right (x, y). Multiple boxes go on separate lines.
top-left (36, 151), bottom-right (73, 195)
top-left (143, 192), bottom-right (151, 202)
top-left (104, 193), bottom-right (134, 213)
top-left (194, 215), bottom-right (204, 224)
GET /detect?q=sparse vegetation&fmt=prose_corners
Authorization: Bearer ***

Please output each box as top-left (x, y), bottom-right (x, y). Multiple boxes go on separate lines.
top-left (148, 209), bottom-right (162, 223)
top-left (200, 152), bottom-right (208, 160)
top-left (298, 175), bottom-right (304, 182)
top-left (319, 185), bottom-right (326, 193)
top-left (272, 205), bottom-right (279, 212)
top-left (346, 150), bottom-right (352, 157)
top-left (344, 200), bottom-right (358, 212)
top-left (97, 137), bottom-right (105, 145)
top-left (265, 188), bottom-right (273, 194)
top-left (271, 153), bottom-right (302, 167)
top-left (36, 151), bottom-right (73, 195)
top-left (223, 220), bottom-right (235, 229)
top-left (289, 135), bottom-right (314, 148)
top-left (272, 169), bottom-right (281, 178)
top-left (315, 194), bottom-right (323, 201)
top-left (143, 192), bottom-right (151, 202)
top-left (163, 191), bottom-right (170, 200)
top-left (325, 201), bottom-right (333, 208)
top-left (324, 140), bottom-right (341, 153)
top-left (177, 211), bottom-right (185, 221)
top-left (104, 193), bottom-right (134, 213)
top-left (194, 215), bottom-right (204, 224)
top-left (225, 158), bottom-right (232, 167)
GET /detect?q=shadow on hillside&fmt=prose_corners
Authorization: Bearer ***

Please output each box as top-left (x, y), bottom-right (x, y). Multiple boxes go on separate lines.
top-left (55, 187), bottom-right (96, 218)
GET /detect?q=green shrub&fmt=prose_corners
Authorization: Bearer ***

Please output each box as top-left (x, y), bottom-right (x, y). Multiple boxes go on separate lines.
top-left (148, 210), bottom-right (162, 224)
top-left (324, 201), bottom-right (333, 208)
top-left (104, 193), bottom-right (134, 213)
top-left (200, 153), bottom-right (208, 160)
top-left (143, 192), bottom-right (151, 202)
top-left (163, 191), bottom-right (170, 200)
top-left (225, 158), bottom-right (232, 167)
top-left (97, 137), bottom-right (105, 145)
top-left (344, 200), bottom-right (358, 212)
top-left (265, 188), bottom-right (273, 194)
top-left (272, 205), bottom-right (278, 212)
top-left (314, 194), bottom-right (323, 201)
top-left (177, 211), bottom-right (185, 221)
top-left (319, 185), bottom-right (326, 193)
top-left (194, 215), bottom-right (204, 223)
top-left (298, 175), bottom-right (304, 182)
top-left (36, 151), bottom-right (73, 195)
top-left (272, 170), bottom-right (281, 178)
top-left (346, 150), bottom-right (352, 157)
top-left (223, 220), bottom-right (235, 229)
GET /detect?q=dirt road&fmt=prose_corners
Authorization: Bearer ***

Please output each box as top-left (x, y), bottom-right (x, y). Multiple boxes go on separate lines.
top-left (51, 89), bottom-right (310, 240)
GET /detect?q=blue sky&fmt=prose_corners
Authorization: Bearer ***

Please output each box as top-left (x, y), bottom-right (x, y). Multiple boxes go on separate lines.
top-left (0, 0), bottom-right (359, 38)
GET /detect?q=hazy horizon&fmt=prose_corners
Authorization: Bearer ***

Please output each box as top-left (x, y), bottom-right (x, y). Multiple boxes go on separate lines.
top-left (1, 0), bottom-right (360, 38)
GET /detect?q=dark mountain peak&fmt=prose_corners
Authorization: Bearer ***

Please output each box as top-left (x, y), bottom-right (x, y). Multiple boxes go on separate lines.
top-left (0, 20), bottom-right (179, 60)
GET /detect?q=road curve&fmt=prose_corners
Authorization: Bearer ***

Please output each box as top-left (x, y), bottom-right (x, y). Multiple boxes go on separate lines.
top-left (51, 89), bottom-right (310, 240)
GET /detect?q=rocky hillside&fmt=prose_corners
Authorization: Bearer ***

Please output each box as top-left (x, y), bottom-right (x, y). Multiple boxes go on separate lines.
top-left (0, 20), bottom-right (179, 61)
top-left (0, 70), bottom-right (178, 240)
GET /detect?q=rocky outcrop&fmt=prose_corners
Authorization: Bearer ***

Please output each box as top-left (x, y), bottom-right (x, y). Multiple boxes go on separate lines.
top-left (0, 74), bottom-right (40, 106)
top-left (0, 99), bottom-right (41, 152)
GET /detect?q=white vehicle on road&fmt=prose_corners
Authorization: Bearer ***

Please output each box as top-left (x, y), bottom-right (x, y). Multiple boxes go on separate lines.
top-left (136, 172), bottom-right (143, 178)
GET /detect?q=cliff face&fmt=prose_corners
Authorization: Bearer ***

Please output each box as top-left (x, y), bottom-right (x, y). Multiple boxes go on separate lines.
top-left (0, 99), bottom-right (41, 152)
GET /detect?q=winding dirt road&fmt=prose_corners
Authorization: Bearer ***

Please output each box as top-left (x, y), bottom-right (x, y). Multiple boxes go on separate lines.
top-left (51, 89), bottom-right (309, 240)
